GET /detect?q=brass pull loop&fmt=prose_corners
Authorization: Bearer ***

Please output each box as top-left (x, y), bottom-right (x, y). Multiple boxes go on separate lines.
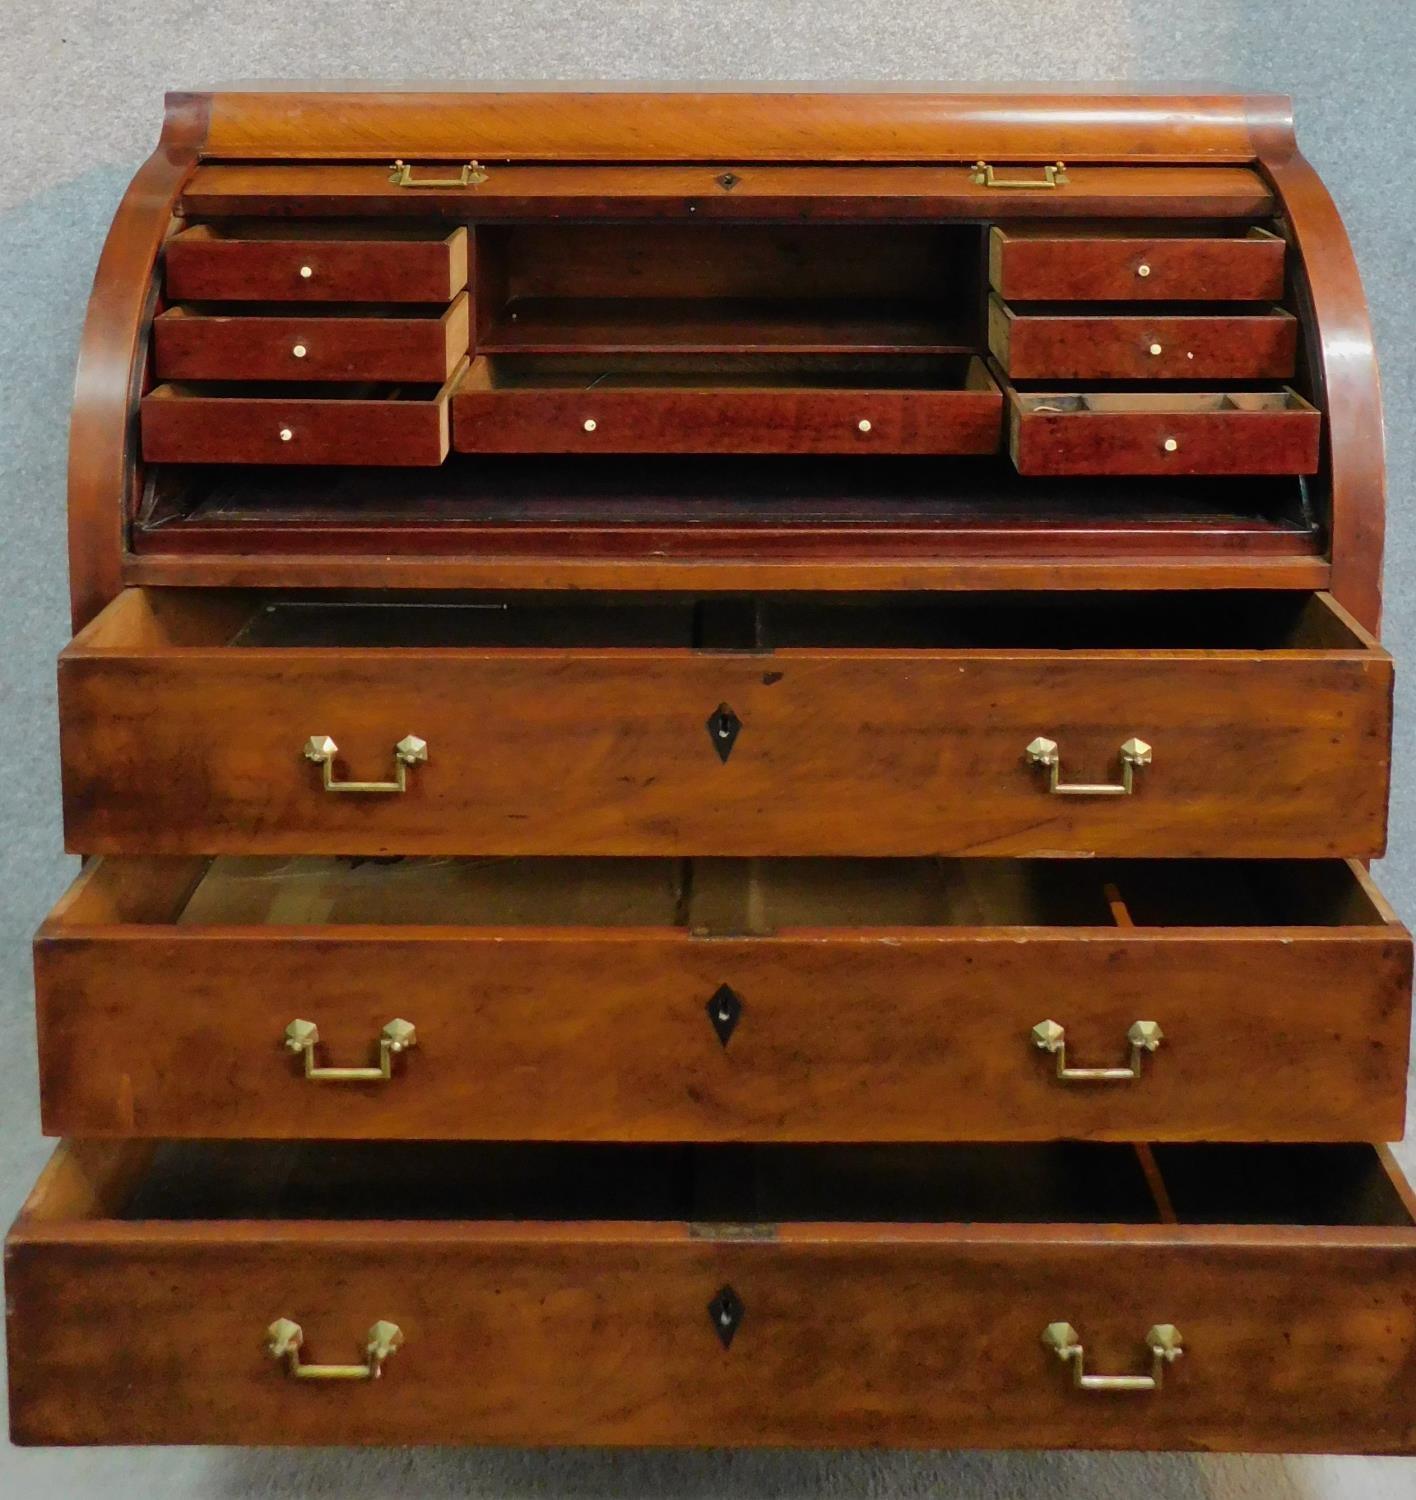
top-left (267, 1319), bottom-right (403, 1380)
top-left (304, 735), bottom-right (427, 794)
top-left (284, 1018), bottom-right (417, 1082)
top-left (388, 159), bottom-right (488, 188)
top-left (1032, 1019), bottom-right (1162, 1082)
top-left (970, 159), bottom-right (1068, 189)
top-left (1025, 736), bottom-right (1151, 796)
top-left (1043, 1322), bottom-right (1182, 1392)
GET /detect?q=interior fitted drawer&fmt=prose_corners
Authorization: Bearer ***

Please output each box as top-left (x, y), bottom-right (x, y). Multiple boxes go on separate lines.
top-left (988, 226), bottom-right (1286, 302)
top-left (449, 354), bottom-right (1003, 454)
top-left (164, 223), bottom-right (469, 303)
top-left (988, 297), bottom-right (1298, 380)
top-left (152, 293), bottom-right (470, 382)
top-left (140, 363), bottom-right (465, 466)
top-left (1008, 388), bottom-right (1321, 475)
top-left (58, 589), bottom-right (1391, 859)
top-left (35, 855), bottom-right (1410, 1143)
top-left (10, 1139), bottom-right (1416, 1450)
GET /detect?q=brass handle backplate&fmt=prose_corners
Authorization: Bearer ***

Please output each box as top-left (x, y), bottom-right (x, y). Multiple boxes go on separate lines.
top-left (971, 159), bottom-right (1068, 189)
top-left (304, 735), bottom-right (427, 794)
top-left (285, 1019), bottom-right (417, 1082)
top-left (1032, 1019), bottom-right (1162, 1082)
top-left (267, 1318), bottom-right (403, 1380)
top-left (388, 159), bottom-right (488, 188)
top-left (1025, 736), bottom-right (1151, 796)
top-left (1043, 1322), bottom-right (1183, 1392)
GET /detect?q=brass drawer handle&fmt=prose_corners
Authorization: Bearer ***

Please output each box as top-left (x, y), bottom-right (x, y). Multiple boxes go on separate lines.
top-left (388, 158), bottom-right (488, 188)
top-left (267, 1318), bottom-right (403, 1380)
top-left (285, 1018), bottom-right (416, 1081)
top-left (1043, 1322), bottom-right (1183, 1392)
top-left (1025, 736), bottom-right (1151, 796)
top-left (970, 159), bottom-right (1068, 189)
top-left (304, 734), bottom-right (427, 794)
top-left (1032, 1019), bottom-right (1162, 1082)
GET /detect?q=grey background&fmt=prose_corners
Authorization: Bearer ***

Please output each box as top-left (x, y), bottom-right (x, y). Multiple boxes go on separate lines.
top-left (3, 1), bottom-right (1415, 1494)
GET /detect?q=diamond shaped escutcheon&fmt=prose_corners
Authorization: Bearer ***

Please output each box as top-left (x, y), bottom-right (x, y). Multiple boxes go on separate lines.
top-left (706, 704), bottom-right (742, 763)
top-left (705, 985), bottom-right (743, 1047)
top-left (708, 1285), bottom-right (745, 1349)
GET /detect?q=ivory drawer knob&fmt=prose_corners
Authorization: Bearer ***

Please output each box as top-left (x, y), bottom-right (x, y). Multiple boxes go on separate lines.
top-left (298, 264), bottom-right (313, 279)
top-left (1163, 437), bottom-right (1179, 453)
top-left (1137, 263), bottom-right (1152, 278)
top-left (858, 418), bottom-right (872, 432)
top-left (1149, 342), bottom-right (1163, 356)
top-left (279, 427), bottom-right (294, 442)
top-left (292, 343), bottom-right (308, 359)
top-left (583, 418), bottom-right (597, 432)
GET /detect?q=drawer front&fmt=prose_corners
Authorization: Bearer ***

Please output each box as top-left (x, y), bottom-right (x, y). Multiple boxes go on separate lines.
top-left (140, 384), bottom-right (455, 466)
top-left (11, 1151), bottom-right (1416, 1451)
top-left (59, 628), bottom-right (1391, 860)
top-left (164, 226), bottom-right (469, 303)
top-left (989, 227), bottom-right (1287, 302)
top-left (1009, 397), bottom-right (1322, 476)
top-left (989, 301), bottom-right (1298, 381)
top-left (35, 865), bottom-right (1410, 1142)
top-left (152, 296), bottom-right (469, 383)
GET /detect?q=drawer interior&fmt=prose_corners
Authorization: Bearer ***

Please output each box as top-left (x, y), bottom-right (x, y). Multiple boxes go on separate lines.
top-left (170, 221), bottom-right (464, 247)
top-left (58, 854), bottom-right (1394, 934)
top-left (145, 379), bottom-right (450, 404)
top-left (29, 1140), bottom-right (1415, 1229)
top-left (1014, 390), bottom-right (1314, 416)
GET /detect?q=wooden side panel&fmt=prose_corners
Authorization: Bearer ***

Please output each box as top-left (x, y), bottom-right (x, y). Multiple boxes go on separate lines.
top-left (33, 927), bottom-right (1410, 1142)
top-left (9, 1225), bottom-right (1416, 1451)
top-left (58, 645), bottom-right (1392, 858)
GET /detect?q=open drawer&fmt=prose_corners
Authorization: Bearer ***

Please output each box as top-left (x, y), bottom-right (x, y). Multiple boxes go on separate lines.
top-left (449, 354), bottom-right (1003, 454)
top-left (10, 1138), bottom-right (1416, 1450)
top-left (58, 589), bottom-right (1391, 859)
top-left (1008, 387), bottom-right (1321, 476)
top-left (34, 854), bottom-right (1410, 1143)
top-left (141, 363), bottom-right (465, 467)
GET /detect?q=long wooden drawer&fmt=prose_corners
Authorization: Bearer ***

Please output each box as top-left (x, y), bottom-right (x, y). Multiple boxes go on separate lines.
top-left (152, 294), bottom-right (470, 383)
top-left (34, 854), bottom-right (1410, 1143)
top-left (988, 225), bottom-right (1287, 302)
top-left (58, 590), bottom-right (1391, 858)
top-left (449, 354), bottom-right (1003, 455)
top-left (10, 1139), bottom-right (1416, 1450)
top-left (164, 223), bottom-right (469, 303)
top-left (988, 296), bottom-right (1298, 380)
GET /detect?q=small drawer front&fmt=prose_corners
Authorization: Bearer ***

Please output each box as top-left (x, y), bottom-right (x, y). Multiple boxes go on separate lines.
top-left (35, 857), bottom-right (1411, 1143)
top-left (152, 295), bottom-right (470, 383)
top-left (989, 299), bottom-right (1298, 381)
top-left (140, 370), bottom-right (461, 466)
top-left (1008, 389), bottom-right (1321, 476)
top-left (10, 1141), bottom-right (1416, 1451)
top-left (989, 226), bottom-right (1286, 302)
top-left (164, 225), bottom-right (469, 303)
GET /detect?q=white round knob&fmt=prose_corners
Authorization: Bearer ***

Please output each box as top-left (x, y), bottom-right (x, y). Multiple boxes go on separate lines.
top-left (857, 418), bottom-right (872, 433)
top-left (1137, 263), bottom-right (1152, 278)
top-left (583, 418), bottom-right (597, 433)
top-left (279, 427), bottom-right (294, 443)
top-left (1149, 342), bottom-right (1163, 356)
top-left (291, 344), bottom-right (307, 359)
top-left (298, 265), bottom-right (313, 279)
top-left (1162, 437), bottom-right (1179, 453)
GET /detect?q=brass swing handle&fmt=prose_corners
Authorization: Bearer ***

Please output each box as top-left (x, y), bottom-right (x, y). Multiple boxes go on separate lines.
top-left (1032, 1019), bottom-right (1163, 1083)
top-left (284, 1018), bottom-right (417, 1082)
top-left (389, 159), bottom-right (488, 188)
top-left (267, 1318), bottom-right (403, 1380)
top-left (1043, 1322), bottom-right (1183, 1392)
top-left (971, 159), bottom-right (1068, 189)
top-left (304, 735), bottom-right (427, 794)
top-left (1025, 736), bottom-right (1151, 797)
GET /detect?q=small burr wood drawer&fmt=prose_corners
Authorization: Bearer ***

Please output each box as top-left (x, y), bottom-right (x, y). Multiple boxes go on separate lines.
top-left (140, 362), bottom-right (465, 466)
top-left (151, 294), bottom-right (470, 383)
top-left (33, 855), bottom-right (1410, 1143)
top-left (448, 354), bottom-right (1003, 455)
top-left (10, 1139), bottom-right (1416, 1451)
top-left (988, 226), bottom-right (1287, 302)
top-left (163, 224), bottom-right (469, 303)
top-left (58, 589), bottom-right (1391, 859)
top-left (988, 297), bottom-right (1298, 380)
top-left (1007, 388), bottom-right (1321, 476)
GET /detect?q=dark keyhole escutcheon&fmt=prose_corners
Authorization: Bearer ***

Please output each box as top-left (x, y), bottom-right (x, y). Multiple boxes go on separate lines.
top-left (708, 1285), bottom-right (745, 1349)
top-left (706, 704), bottom-right (742, 763)
top-left (706, 984), bottom-right (743, 1047)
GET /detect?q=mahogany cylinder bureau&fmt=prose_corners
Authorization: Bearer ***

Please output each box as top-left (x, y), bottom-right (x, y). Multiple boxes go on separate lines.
top-left (6, 86), bottom-right (1413, 1456)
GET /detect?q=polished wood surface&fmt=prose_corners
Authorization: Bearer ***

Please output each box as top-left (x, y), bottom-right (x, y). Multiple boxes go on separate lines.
top-left (34, 856), bottom-right (1410, 1142)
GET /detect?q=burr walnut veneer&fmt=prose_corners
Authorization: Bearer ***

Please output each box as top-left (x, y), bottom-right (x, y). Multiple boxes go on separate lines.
top-left (8, 86), bottom-right (1409, 1456)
